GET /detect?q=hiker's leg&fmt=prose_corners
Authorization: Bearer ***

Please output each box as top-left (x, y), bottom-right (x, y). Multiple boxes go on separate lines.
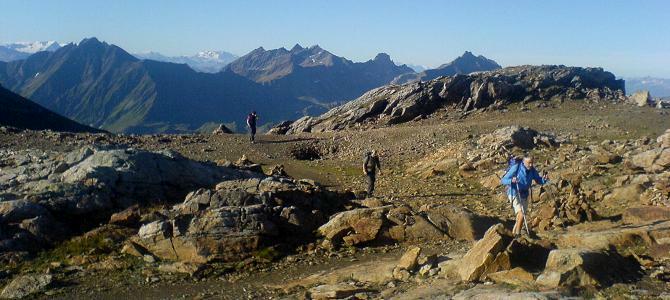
top-left (514, 211), bottom-right (524, 235)
top-left (367, 172), bottom-right (375, 196)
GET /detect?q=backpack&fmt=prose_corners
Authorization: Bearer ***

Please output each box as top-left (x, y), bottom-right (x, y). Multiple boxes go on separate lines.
top-left (505, 156), bottom-right (523, 183)
top-left (364, 154), bottom-right (376, 172)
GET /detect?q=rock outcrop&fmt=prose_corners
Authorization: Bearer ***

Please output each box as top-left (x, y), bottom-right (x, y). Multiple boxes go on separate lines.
top-left (273, 65), bottom-right (626, 133)
top-left (477, 126), bottom-right (562, 150)
top-left (133, 177), bottom-right (352, 263)
top-left (211, 124), bottom-right (233, 134)
top-left (629, 90), bottom-right (653, 107)
top-left (315, 203), bottom-right (493, 247)
top-left (0, 147), bottom-right (259, 253)
top-left (0, 274), bottom-right (52, 299)
top-left (535, 249), bottom-right (642, 288)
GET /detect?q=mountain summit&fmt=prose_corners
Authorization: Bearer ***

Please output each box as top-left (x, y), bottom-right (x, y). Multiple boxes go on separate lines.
top-left (392, 51), bottom-right (501, 84)
top-left (224, 45), bottom-right (413, 102)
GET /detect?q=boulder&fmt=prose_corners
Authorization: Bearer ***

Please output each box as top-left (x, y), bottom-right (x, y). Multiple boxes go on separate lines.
top-left (630, 148), bottom-right (670, 173)
top-left (486, 267), bottom-right (534, 286)
top-left (554, 220), bottom-right (670, 256)
top-left (421, 204), bottom-right (498, 241)
top-left (602, 184), bottom-right (646, 208)
top-left (308, 284), bottom-right (370, 300)
top-left (0, 200), bottom-right (49, 224)
top-left (19, 216), bottom-right (67, 245)
top-left (623, 206), bottom-right (670, 225)
top-left (109, 205), bottom-right (141, 227)
top-left (456, 224), bottom-right (513, 281)
top-left (211, 124), bottom-right (233, 134)
top-left (396, 246), bottom-right (422, 271)
top-left (477, 126), bottom-right (559, 150)
top-left (657, 129), bottom-right (670, 148)
top-left (317, 206), bottom-right (390, 246)
top-left (0, 274), bottom-right (52, 299)
top-left (274, 258), bottom-right (397, 291)
top-left (629, 90), bottom-right (652, 107)
top-left (157, 262), bottom-right (205, 276)
top-left (535, 248), bottom-right (641, 288)
top-left (267, 121), bottom-right (294, 135)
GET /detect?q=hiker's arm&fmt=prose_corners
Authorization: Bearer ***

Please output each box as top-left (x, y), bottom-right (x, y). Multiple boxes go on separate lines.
top-left (363, 158), bottom-right (368, 174)
top-left (532, 169), bottom-right (548, 185)
top-left (501, 165), bottom-right (517, 185)
top-left (376, 158), bottom-right (382, 173)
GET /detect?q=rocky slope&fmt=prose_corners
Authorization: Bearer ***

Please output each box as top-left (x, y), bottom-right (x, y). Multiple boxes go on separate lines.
top-left (0, 147), bottom-right (262, 254)
top-left (0, 101), bottom-right (668, 298)
top-left (391, 51), bottom-right (501, 85)
top-left (273, 65), bottom-right (626, 134)
top-left (0, 84), bottom-right (103, 133)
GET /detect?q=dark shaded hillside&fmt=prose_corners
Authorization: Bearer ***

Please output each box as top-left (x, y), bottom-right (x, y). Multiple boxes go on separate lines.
top-left (0, 84), bottom-right (103, 133)
top-left (0, 38), bottom-right (305, 134)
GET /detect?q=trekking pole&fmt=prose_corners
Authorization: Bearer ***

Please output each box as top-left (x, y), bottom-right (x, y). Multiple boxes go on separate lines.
top-left (516, 182), bottom-right (531, 235)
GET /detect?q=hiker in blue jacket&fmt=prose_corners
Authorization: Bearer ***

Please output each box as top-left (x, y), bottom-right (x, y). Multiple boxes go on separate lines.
top-left (501, 156), bottom-right (549, 236)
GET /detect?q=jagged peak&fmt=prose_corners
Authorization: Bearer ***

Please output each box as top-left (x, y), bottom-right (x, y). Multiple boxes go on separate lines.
top-left (251, 46), bottom-right (266, 53)
top-left (79, 37), bottom-right (104, 46)
top-left (374, 53), bottom-right (392, 62)
top-left (290, 43), bottom-right (304, 52)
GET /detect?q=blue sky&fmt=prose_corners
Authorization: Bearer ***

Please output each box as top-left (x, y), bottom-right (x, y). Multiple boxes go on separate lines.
top-left (1, 0), bottom-right (668, 77)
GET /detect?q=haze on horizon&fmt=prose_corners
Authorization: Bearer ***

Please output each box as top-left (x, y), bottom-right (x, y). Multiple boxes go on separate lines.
top-left (1, 0), bottom-right (669, 78)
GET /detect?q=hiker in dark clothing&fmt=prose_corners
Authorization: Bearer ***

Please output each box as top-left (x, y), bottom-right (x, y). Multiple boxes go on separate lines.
top-left (246, 111), bottom-right (258, 143)
top-left (363, 150), bottom-right (382, 197)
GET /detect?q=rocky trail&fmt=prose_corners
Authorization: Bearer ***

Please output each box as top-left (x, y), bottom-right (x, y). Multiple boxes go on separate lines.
top-left (1, 99), bottom-right (670, 299)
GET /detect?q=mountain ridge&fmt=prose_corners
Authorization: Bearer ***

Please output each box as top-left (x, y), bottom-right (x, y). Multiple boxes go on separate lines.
top-left (0, 38), bottom-right (306, 134)
top-left (391, 51), bottom-right (501, 84)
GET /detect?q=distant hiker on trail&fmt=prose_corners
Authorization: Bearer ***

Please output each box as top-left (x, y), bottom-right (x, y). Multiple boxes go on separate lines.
top-left (363, 150), bottom-right (382, 197)
top-left (246, 111), bottom-right (258, 143)
top-left (501, 156), bottom-right (548, 237)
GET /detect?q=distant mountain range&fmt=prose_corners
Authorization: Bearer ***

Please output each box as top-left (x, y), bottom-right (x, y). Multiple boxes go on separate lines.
top-left (405, 64), bottom-right (428, 73)
top-left (133, 50), bottom-right (238, 73)
top-left (224, 44), bottom-right (415, 103)
top-left (0, 83), bottom-right (102, 133)
top-left (0, 41), bottom-right (62, 62)
top-left (625, 77), bottom-right (670, 98)
top-left (391, 51), bottom-right (502, 84)
top-left (0, 38), bottom-right (446, 134)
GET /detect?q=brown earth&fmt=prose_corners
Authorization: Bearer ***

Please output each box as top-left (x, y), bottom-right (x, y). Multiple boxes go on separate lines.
top-left (1, 100), bottom-right (670, 299)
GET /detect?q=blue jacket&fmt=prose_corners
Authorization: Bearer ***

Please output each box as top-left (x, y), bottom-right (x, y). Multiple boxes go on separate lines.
top-left (501, 163), bottom-right (547, 198)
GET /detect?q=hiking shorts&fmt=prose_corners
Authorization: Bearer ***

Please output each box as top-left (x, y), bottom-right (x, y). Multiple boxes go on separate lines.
top-left (508, 194), bottom-right (528, 215)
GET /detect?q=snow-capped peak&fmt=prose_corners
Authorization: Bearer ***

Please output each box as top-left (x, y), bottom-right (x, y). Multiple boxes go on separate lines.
top-left (196, 50), bottom-right (221, 60)
top-left (2, 41), bottom-right (62, 54)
